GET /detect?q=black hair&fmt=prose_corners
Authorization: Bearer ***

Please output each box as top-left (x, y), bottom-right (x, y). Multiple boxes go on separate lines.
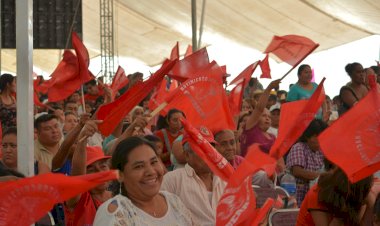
top-left (64, 111), bottom-right (77, 117)
top-left (64, 100), bottom-right (77, 109)
top-left (155, 108), bottom-right (185, 130)
top-left (297, 64), bottom-right (311, 76)
top-left (318, 168), bottom-right (373, 225)
top-left (111, 136), bottom-right (157, 196)
top-left (34, 114), bottom-right (58, 130)
top-left (299, 119), bottom-right (328, 142)
top-left (0, 73), bottom-right (15, 92)
top-left (237, 112), bottom-right (250, 130)
top-left (345, 62), bottom-right (362, 77)
top-left (85, 79), bottom-right (97, 87)
top-left (2, 126), bottom-right (17, 138)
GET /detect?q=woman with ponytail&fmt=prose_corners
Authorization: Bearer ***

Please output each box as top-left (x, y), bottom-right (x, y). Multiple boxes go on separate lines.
top-left (339, 62), bottom-right (368, 116)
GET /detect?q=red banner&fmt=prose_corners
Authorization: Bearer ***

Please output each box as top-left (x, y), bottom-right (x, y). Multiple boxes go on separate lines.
top-left (264, 34), bottom-right (318, 66)
top-left (318, 76), bottom-right (380, 183)
top-left (0, 170), bottom-right (117, 226)
top-left (269, 78), bottom-right (326, 159)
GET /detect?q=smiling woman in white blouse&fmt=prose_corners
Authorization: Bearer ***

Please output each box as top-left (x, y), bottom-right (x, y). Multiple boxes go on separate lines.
top-left (93, 136), bottom-right (194, 226)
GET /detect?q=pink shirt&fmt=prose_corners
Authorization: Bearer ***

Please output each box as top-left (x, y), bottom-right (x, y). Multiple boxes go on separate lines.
top-left (240, 125), bottom-right (275, 157)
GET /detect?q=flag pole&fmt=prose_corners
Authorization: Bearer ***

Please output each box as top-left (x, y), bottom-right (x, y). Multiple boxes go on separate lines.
top-left (81, 85), bottom-right (86, 114)
top-left (280, 44), bottom-right (319, 81)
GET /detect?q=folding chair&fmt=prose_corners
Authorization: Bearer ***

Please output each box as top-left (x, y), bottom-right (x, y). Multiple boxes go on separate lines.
top-left (268, 208), bottom-right (299, 226)
top-left (252, 186), bottom-right (278, 208)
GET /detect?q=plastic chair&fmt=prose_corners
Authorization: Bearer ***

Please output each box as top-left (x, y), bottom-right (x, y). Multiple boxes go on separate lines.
top-left (268, 208), bottom-right (299, 226)
top-left (274, 186), bottom-right (290, 197)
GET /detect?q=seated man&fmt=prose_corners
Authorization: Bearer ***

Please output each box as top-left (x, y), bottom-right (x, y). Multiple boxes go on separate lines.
top-left (214, 129), bottom-right (244, 169)
top-left (161, 127), bottom-right (226, 226)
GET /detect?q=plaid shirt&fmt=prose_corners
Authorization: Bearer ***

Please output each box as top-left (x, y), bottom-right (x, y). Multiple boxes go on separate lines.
top-left (286, 142), bottom-right (324, 206)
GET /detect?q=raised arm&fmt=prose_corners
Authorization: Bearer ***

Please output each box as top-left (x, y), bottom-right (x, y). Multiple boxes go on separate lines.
top-left (245, 79), bottom-right (281, 130)
top-left (51, 114), bottom-right (90, 170)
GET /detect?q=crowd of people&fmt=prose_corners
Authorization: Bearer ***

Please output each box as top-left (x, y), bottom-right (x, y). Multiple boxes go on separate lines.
top-left (0, 61), bottom-right (380, 226)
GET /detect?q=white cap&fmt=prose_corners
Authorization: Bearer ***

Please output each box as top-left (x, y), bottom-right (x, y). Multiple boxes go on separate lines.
top-left (269, 103), bottom-right (281, 112)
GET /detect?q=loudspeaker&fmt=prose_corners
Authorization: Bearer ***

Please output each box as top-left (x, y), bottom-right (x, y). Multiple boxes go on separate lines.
top-left (1, 0), bottom-right (82, 49)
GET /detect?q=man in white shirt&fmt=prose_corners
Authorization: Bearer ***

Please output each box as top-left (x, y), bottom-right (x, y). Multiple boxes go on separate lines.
top-left (161, 126), bottom-right (226, 226)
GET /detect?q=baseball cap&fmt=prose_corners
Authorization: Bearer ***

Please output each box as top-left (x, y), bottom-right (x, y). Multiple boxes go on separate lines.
top-left (269, 103), bottom-right (281, 112)
top-left (86, 146), bottom-right (111, 166)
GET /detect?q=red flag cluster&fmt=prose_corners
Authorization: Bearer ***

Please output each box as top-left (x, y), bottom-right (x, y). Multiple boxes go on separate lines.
top-left (38, 32), bottom-right (94, 102)
top-left (269, 78), bottom-right (326, 159)
top-left (96, 59), bottom-right (176, 136)
top-left (216, 145), bottom-right (276, 226)
top-left (0, 170), bottom-right (117, 226)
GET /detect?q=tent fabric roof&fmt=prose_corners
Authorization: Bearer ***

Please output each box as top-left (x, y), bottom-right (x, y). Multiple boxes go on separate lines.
top-left (1, 0), bottom-right (379, 75)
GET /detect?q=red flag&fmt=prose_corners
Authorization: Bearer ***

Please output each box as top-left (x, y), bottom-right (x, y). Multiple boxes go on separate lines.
top-left (97, 60), bottom-right (176, 136)
top-left (164, 62), bottom-right (236, 133)
top-left (228, 79), bottom-right (246, 116)
top-left (185, 45), bottom-right (193, 57)
top-left (269, 78), bottom-right (326, 159)
top-left (110, 66), bottom-right (129, 99)
top-left (167, 47), bottom-right (209, 82)
top-left (46, 32), bottom-right (94, 102)
top-left (72, 32), bottom-right (92, 83)
top-left (216, 145), bottom-right (276, 226)
top-left (259, 54), bottom-right (271, 79)
top-left (0, 170), bottom-right (117, 226)
top-left (229, 61), bottom-right (259, 87)
top-left (264, 35), bottom-right (319, 66)
top-left (170, 42), bottom-right (180, 60)
top-left (318, 76), bottom-right (380, 183)
top-left (181, 118), bottom-right (234, 181)
top-left (148, 77), bottom-right (178, 111)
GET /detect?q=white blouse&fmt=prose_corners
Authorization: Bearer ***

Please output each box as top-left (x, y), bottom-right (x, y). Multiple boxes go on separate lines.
top-left (93, 191), bottom-right (194, 226)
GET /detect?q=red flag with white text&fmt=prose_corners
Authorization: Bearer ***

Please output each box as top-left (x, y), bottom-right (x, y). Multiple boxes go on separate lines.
top-left (318, 75), bottom-right (380, 183)
top-left (216, 144), bottom-right (276, 226)
top-left (181, 118), bottom-right (234, 181)
top-left (0, 170), bottom-right (117, 226)
top-left (164, 62), bottom-right (236, 133)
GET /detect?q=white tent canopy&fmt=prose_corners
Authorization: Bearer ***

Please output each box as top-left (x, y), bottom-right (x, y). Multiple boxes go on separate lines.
top-left (1, 0), bottom-right (380, 75)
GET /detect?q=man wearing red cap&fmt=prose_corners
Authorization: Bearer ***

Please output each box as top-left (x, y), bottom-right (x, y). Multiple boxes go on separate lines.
top-left (161, 126), bottom-right (226, 226)
top-left (64, 120), bottom-right (112, 226)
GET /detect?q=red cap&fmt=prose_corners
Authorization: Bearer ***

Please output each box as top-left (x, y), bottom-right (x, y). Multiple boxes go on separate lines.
top-left (182, 126), bottom-right (217, 145)
top-left (86, 146), bottom-right (111, 166)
